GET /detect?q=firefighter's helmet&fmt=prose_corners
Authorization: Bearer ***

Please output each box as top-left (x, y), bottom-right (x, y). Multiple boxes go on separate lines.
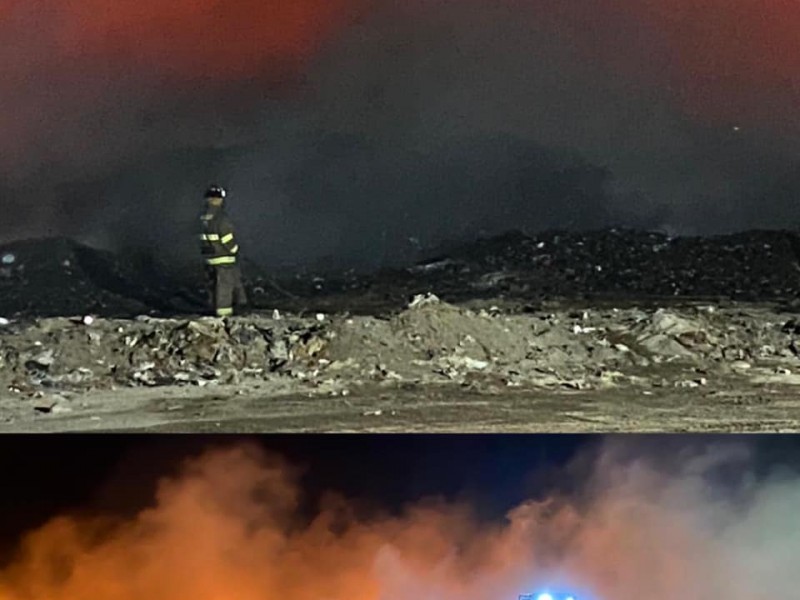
top-left (204, 184), bottom-right (226, 199)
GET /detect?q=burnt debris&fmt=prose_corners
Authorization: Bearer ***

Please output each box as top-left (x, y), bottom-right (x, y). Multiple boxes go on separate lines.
top-left (1, 229), bottom-right (800, 320)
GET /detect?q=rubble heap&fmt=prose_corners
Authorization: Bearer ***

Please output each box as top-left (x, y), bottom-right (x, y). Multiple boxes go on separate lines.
top-left (322, 295), bottom-right (800, 390)
top-left (0, 315), bottom-right (328, 397)
top-left (0, 238), bottom-right (204, 318)
top-left (384, 229), bottom-right (800, 302)
top-left (3, 298), bottom-right (800, 409)
top-left (2, 229), bottom-right (800, 319)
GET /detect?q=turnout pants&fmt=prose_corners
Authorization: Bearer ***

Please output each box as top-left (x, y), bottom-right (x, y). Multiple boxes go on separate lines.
top-left (206, 264), bottom-right (247, 317)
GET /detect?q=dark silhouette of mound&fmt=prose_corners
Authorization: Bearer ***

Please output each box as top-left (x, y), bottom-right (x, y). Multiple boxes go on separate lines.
top-left (0, 238), bottom-right (205, 318)
top-left (2, 229), bottom-right (800, 319)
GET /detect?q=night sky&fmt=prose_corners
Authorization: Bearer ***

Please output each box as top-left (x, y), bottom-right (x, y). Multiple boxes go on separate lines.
top-left (2, 1), bottom-right (800, 271)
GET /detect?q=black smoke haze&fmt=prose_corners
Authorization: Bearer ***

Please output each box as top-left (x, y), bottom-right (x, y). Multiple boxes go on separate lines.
top-left (2, 0), bottom-right (799, 272)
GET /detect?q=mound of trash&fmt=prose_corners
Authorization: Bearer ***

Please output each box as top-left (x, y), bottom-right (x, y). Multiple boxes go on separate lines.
top-left (0, 314), bottom-right (329, 397)
top-left (307, 296), bottom-right (800, 392)
top-left (0, 238), bottom-right (208, 318)
top-left (376, 229), bottom-right (800, 303)
top-left (3, 229), bottom-right (800, 320)
top-left (2, 296), bottom-right (800, 412)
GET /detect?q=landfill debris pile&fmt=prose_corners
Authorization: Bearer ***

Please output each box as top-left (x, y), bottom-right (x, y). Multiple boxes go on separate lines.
top-left (373, 229), bottom-right (800, 304)
top-left (320, 296), bottom-right (800, 391)
top-left (2, 229), bottom-right (800, 319)
top-left (3, 297), bottom-right (800, 413)
top-left (0, 237), bottom-right (207, 318)
top-left (0, 314), bottom-right (328, 399)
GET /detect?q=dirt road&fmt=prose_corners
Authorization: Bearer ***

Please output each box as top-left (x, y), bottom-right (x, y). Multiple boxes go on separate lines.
top-left (2, 379), bottom-right (798, 433)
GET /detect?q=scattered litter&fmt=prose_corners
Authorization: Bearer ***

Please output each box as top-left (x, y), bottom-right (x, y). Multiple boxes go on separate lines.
top-left (408, 292), bottom-right (440, 309)
top-left (408, 258), bottom-right (457, 273)
top-left (28, 350), bottom-right (56, 369)
top-left (444, 356), bottom-right (490, 371)
top-left (572, 324), bottom-right (597, 334)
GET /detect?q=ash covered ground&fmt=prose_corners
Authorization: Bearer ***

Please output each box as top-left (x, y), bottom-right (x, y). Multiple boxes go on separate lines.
top-left (3, 229), bottom-right (800, 432)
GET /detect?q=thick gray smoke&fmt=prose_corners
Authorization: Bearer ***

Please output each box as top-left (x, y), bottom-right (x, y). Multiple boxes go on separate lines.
top-left (2, 0), bottom-right (799, 272)
top-left (0, 438), bottom-right (798, 600)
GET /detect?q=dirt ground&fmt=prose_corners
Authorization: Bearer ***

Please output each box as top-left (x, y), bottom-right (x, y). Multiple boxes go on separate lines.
top-left (2, 378), bottom-right (799, 433)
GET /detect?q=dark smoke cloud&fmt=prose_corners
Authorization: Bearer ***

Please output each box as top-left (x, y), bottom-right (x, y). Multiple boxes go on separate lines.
top-left (0, 439), bottom-right (798, 600)
top-left (2, 0), bottom-right (799, 271)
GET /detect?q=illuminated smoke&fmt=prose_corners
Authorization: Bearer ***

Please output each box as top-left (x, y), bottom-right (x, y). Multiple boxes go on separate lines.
top-left (0, 440), bottom-right (797, 600)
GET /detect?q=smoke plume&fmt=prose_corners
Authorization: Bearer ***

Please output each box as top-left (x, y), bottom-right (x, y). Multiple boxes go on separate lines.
top-left (0, 439), bottom-right (797, 600)
top-left (2, 0), bottom-right (799, 270)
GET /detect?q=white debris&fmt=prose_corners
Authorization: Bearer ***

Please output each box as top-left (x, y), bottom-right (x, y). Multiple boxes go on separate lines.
top-left (272, 309), bottom-right (282, 320)
top-left (82, 315), bottom-right (95, 326)
top-left (408, 292), bottom-right (440, 309)
top-left (443, 355), bottom-right (490, 371)
top-left (572, 324), bottom-right (597, 334)
top-left (648, 309), bottom-right (704, 336)
top-left (316, 313), bottom-right (326, 322)
top-left (30, 349), bottom-right (55, 368)
top-left (676, 379), bottom-right (701, 388)
top-left (1, 253), bottom-right (15, 265)
top-left (461, 357), bottom-right (489, 370)
top-left (0, 317), bottom-right (10, 326)
top-left (408, 258), bottom-right (456, 273)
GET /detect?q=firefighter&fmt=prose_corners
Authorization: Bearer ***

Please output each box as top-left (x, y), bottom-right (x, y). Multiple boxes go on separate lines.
top-left (199, 184), bottom-right (247, 317)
